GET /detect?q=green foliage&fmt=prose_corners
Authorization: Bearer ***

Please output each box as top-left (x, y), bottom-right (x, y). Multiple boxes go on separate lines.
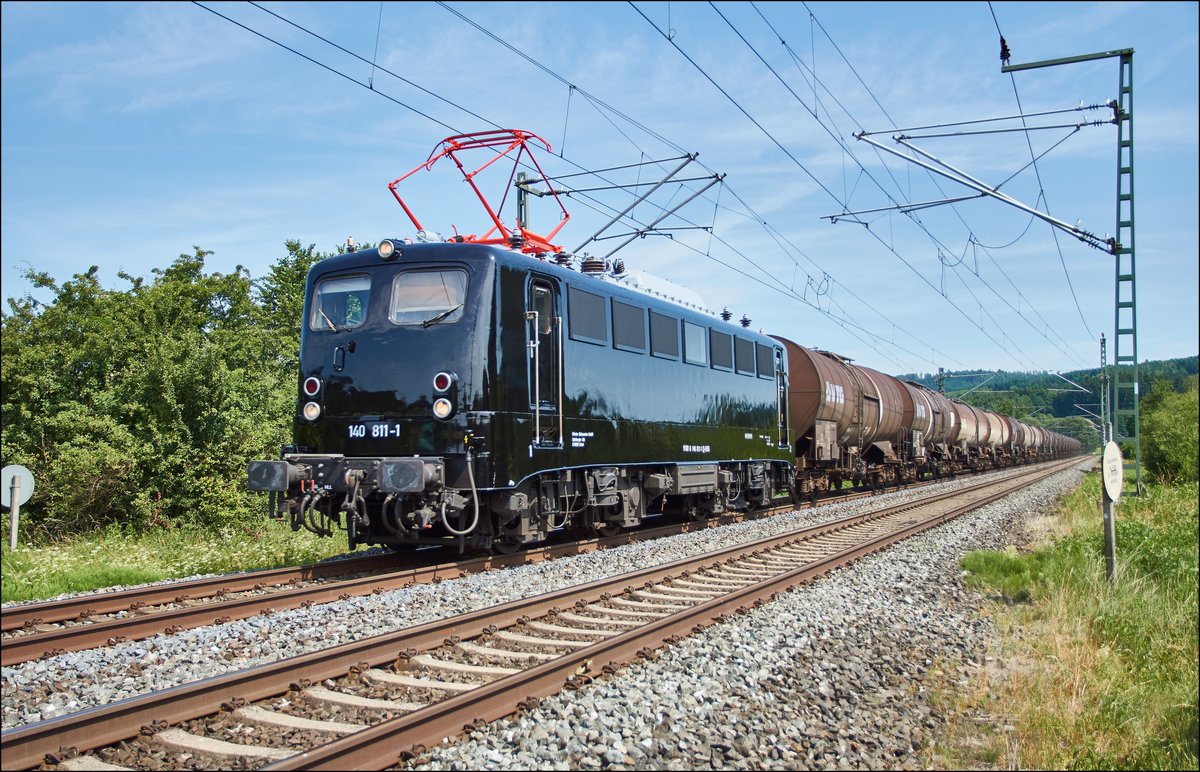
top-left (1, 242), bottom-right (330, 540)
top-left (1141, 377), bottom-right (1199, 484)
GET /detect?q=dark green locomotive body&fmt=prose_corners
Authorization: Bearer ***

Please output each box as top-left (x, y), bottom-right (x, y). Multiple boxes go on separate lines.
top-left (249, 241), bottom-right (793, 550)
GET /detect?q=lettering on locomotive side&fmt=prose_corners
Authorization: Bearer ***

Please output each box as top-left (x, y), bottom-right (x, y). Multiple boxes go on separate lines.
top-left (682, 444), bottom-right (712, 453)
top-left (570, 431), bottom-right (594, 448)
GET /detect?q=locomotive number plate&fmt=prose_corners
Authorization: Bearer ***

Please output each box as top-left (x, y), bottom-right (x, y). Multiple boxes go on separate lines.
top-left (347, 422), bottom-right (403, 439)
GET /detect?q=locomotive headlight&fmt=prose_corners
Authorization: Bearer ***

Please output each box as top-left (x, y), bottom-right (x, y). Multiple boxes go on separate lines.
top-left (302, 401), bottom-right (322, 421)
top-left (303, 376), bottom-right (321, 396)
top-left (432, 398), bottom-right (454, 419)
top-left (378, 239), bottom-right (399, 260)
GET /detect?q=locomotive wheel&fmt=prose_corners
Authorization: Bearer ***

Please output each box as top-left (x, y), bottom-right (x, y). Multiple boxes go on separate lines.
top-left (596, 523), bottom-right (622, 538)
top-left (491, 536), bottom-right (525, 555)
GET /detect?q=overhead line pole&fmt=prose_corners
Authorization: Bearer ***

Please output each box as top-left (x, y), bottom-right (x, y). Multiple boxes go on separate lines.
top-left (1002, 47), bottom-right (1141, 492)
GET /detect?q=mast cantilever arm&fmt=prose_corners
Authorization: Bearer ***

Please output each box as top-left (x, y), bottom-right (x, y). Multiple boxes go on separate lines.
top-left (853, 131), bottom-right (1116, 254)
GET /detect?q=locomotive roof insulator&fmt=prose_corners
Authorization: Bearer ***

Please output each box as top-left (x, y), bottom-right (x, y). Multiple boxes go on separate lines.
top-left (581, 256), bottom-right (607, 275)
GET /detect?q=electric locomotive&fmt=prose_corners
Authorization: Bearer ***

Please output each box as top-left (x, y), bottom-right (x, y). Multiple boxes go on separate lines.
top-left (248, 239), bottom-right (794, 551)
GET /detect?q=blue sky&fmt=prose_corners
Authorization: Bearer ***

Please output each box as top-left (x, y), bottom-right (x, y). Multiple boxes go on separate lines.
top-left (3, 1), bottom-right (1197, 376)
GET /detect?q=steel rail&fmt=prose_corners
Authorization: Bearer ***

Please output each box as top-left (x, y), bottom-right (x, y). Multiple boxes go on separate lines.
top-left (0, 459), bottom-right (1081, 770)
top-left (0, 464), bottom-right (1002, 638)
top-left (1, 467), bottom-right (950, 664)
top-left (0, 507), bottom-right (787, 666)
top-left (0, 552), bottom-right (410, 632)
top-left (270, 460), bottom-right (1080, 770)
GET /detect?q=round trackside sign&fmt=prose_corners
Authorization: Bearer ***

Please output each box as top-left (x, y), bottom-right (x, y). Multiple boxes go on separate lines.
top-left (1101, 442), bottom-right (1123, 502)
top-left (1, 465), bottom-right (35, 508)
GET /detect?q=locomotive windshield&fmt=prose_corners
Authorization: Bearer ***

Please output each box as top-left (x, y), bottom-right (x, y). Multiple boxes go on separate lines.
top-left (310, 274), bottom-right (370, 331)
top-left (390, 269), bottom-right (468, 326)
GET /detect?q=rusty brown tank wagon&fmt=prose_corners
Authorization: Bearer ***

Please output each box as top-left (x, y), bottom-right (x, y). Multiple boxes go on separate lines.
top-left (768, 335), bottom-right (1078, 502)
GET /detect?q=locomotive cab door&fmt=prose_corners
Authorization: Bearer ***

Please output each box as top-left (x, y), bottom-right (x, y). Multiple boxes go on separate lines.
top-left (775, 347), bottom-right (789, 449)
top-left (526, 278), bottom-right (563, 448)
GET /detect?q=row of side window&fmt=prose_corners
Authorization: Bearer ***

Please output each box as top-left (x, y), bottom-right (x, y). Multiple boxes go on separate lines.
top-left (567, 285), bottom-right (775, 379)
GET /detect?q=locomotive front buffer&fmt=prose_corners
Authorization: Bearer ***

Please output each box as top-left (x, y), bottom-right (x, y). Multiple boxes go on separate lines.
top-left (248, 453), bottom-right (463, 547)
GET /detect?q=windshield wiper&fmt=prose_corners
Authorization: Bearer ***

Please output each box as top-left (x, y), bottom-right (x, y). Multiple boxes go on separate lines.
top-left (421, 304), bottom-right (463, 328)
top-left (318, 308), bottom-right (342, 332)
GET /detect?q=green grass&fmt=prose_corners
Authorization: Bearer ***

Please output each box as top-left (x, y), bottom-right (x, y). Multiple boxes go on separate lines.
top-left (944, 475), bottom-right (1199, 770)
top-left (1, 519), bottom-right (353, 604)
top-left (961, 547), bottom-right (1045, 602)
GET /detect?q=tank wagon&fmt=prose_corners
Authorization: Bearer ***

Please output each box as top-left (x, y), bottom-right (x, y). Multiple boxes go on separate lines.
top-left (247, 130), bottom-right (1079, 552)
top-left (772, 336), bottom-right (1079, 499)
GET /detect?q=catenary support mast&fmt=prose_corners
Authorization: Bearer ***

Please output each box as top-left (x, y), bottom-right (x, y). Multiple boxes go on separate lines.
top-left (1003, 48), bottom-right (1141, 491)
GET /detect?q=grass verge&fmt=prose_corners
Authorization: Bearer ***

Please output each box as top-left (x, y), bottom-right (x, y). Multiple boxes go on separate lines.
top-left (933, 473), bottom-right (1198, 770)
top-left (1, 519), bottom-right (352, 604)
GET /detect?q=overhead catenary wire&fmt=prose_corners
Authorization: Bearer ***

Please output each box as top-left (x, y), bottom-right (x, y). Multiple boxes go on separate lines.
top-left (754, 2), bottom-right (1091, 367)
top-left (632, 2), bottom-right (1031, 369)
top-left (198, 1), bottom-right (993, 372)
top-left (726, 1), bottom-right (1072, 366)
top-left (773, 0), bottom-right (1091, 367)
top-left (988, 1), bottom-right (1096, 341)
top-left (223, 0), bottom-right (947, 369)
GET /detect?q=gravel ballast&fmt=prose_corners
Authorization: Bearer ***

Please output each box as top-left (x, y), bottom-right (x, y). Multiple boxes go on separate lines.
top-left (2, 461), bottom-right (1092, 741)
top-left (404, 460), bottom-right (1094, 770)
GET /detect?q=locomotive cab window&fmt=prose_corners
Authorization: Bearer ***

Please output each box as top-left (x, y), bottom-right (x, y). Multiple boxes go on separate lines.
top-left (389, 269), bottom-right (467, 326)
top-left (310, 274), bottom-right (371, 331)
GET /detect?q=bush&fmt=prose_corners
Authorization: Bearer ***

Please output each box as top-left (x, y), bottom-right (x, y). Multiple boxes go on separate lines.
top-left (1141, 377), bottom-right (1199, 484)
top-left (1, 245), bottom-right (318, 540)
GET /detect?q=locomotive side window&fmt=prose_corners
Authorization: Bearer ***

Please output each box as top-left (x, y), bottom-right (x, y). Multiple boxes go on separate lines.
top-left (389, 270), bottom-right (467, 326)
top-left (568, 286), bottom-right (608, 345)
top-left (734, 337), bottom-right (755, 375)
top-left (612, 300), bottom-right (646, 353)
top-left (310, 274), bottom-right (371, 331)
top-left (755, 342), bottom-right (774, 379)
top-left (710, 329), bottom-right (733, 371)
top-left (649, 311), bottom-right (679, 359)
top-left (682, 322), bottom-right (707, 366)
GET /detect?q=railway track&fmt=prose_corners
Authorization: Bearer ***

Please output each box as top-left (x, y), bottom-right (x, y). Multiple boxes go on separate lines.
top-left (1, 457), bottom-right (1082, 771)
top-left (0, 465), bottom-right (1000, 667)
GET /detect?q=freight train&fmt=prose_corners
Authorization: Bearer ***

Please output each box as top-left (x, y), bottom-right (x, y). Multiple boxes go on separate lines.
top-left (247, 130), bottom-right (1080, 553)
